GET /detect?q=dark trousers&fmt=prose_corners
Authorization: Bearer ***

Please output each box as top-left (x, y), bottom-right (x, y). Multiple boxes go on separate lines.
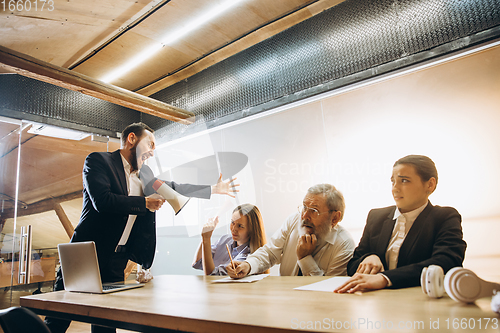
top-left (44, 251), bottom-right (129, 333)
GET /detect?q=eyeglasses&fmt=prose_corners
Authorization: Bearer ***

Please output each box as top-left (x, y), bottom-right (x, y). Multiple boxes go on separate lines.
top-left (298, 205), bottom-right (335, 218)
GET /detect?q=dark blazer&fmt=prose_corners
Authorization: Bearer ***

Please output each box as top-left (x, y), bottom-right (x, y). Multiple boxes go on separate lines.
top-left (71, 150), bottom-right (211, 278)
top-left (347, 202), bottom-right (466, 289)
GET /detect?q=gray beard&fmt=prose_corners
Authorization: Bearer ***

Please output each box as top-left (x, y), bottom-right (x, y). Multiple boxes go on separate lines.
top-left (299, 219), bottom-right (332, 244)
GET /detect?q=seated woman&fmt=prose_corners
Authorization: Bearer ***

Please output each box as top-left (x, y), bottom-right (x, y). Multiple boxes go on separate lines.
top-left (193, 204), bottom-right (267, 275)
top-left (335, 155), bottom-right (466, 293)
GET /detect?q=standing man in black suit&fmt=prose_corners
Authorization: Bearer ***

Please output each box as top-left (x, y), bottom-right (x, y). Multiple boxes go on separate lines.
top-left (335, 155), bottom-right (466, 293)
top-left (45, 122), bottom-right (238, 333)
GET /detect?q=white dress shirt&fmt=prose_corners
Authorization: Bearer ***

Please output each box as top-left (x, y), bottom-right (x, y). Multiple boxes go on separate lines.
top-left (245, 212), bottom-right (355, 276)
top-left (192, 234), bottom-right (250, 275)
top-left (116, 153), bottom-right (144, 248)
top-left (385, 202), bottom-right (428, 270)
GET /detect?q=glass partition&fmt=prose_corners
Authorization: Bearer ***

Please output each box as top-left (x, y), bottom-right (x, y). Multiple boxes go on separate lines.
top-left (0, 118), bottom-right (117, 308)
top-left (151, 44), bottom-right (500, 281)
top-left (0, 118), bottom-right (22, 308)
top-left (1, 43), bottom-right (499, 296)
top-left (150, 129), bottom-right (255, 275)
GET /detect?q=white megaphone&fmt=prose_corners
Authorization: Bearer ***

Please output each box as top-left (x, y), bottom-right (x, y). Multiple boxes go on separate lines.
top-left (152, 179), bottom-right (190, 215)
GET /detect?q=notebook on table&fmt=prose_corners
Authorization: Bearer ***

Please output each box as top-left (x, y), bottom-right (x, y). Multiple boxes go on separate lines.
top-left (58, 241), bottom-right (144, 294)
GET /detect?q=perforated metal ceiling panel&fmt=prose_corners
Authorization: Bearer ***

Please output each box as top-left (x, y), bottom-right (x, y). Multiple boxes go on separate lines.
top-left (0, 75), bottom-right (141, 137)
top-left (151, 0), bottom-right (500, 142)
top-left (0, 0), bottom-right (499, 138)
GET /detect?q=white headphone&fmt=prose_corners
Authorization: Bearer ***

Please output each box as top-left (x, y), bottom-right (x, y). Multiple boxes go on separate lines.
top-left (421, 265), bottom-right (445, 298)
top-left (444, 267), bottom-right (500, 303)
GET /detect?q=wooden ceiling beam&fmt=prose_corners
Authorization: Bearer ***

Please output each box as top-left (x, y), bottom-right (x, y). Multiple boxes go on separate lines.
top-left (0, 190), bottom-right (83, 220)
top-left (0, 45), bottom-right (194, 124)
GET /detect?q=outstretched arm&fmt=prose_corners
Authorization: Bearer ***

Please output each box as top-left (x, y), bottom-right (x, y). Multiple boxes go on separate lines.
top-left (211, 174), bottom-right (240, 198)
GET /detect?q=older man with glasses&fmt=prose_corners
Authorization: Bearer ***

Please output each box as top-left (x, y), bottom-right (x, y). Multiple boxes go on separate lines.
top-left (227, 184), bottom-right (354, 277)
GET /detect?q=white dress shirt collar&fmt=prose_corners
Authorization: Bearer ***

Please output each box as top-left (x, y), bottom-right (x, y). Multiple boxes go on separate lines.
top-left (393, 201), bottom-right (429, 223)
top-left (120, 151), bottom-right (136, 193)
top-left (120, 151), bottom-right (132, 173)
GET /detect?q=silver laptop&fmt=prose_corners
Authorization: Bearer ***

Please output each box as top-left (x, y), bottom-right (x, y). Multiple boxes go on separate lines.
top-left (58, 241), bottom-right (144, 294)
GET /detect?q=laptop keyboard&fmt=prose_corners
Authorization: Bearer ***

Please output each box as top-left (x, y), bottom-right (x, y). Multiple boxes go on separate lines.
top-left (102, 284), bottom-right (126, 290)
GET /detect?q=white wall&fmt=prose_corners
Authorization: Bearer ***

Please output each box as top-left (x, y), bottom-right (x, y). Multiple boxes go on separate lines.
top-left (151, 43), bottom-right (500, 280)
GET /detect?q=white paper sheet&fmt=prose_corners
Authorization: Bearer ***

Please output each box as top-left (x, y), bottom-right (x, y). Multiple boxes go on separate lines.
top-left (294, 276), bottom-right (351, 292)
top-left (212, 274), bottom-right (270, 283)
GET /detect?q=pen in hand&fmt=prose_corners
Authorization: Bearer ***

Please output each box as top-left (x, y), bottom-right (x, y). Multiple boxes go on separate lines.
top-left (226, 244), bottom-right (235, 270)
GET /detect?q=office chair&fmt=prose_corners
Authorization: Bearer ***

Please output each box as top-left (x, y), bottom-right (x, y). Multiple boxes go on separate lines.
top-left (0, 306), bottom-right (51, 333)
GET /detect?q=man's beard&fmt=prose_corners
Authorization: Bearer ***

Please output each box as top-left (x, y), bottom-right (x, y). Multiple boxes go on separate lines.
top-left (130, 145), bottom-right (139, 171)
top-left (300, 218), bottom-right (332, 243)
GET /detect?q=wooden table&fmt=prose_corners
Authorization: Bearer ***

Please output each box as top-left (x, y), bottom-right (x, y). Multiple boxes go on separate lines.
top-left (20, 275), bottom-right (499, 332)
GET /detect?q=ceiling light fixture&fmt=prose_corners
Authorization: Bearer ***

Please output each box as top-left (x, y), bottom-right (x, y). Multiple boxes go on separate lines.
top-left (28, 123), bottom-right (91, 141)
top-left (101, 0), bottom-right (246, 84)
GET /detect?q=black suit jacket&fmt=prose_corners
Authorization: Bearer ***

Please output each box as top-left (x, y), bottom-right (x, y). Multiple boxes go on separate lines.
top-left (347, 202), bottom-right (466, 289)
top-left (71, 150), bottom-right (211, 278)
